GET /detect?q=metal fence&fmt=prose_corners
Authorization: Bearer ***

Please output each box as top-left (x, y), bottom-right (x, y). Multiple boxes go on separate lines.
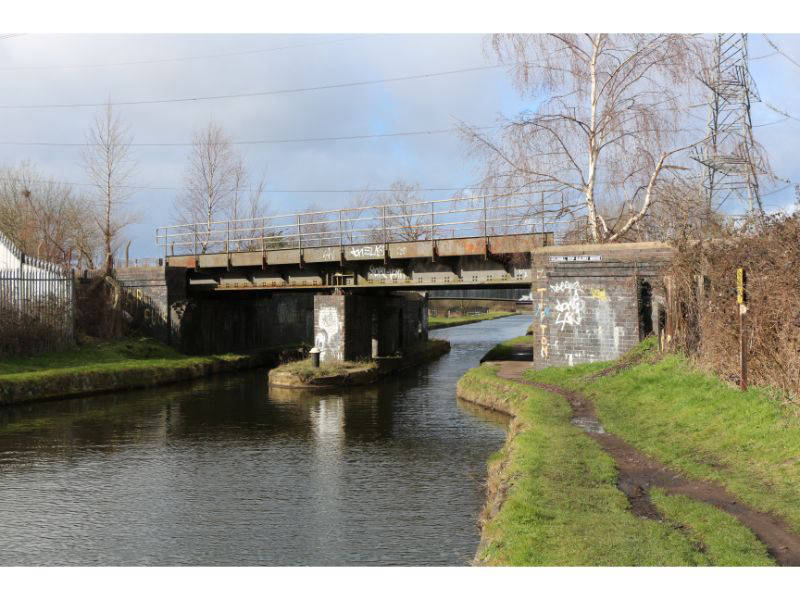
top-left (156, 191), bottom-right (578, 256)
top-left (0, 232), bottom-right (74, 355)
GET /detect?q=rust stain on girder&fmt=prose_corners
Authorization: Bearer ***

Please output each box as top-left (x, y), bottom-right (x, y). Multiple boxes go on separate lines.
top-left (168, 232), bottom-right (544, 273)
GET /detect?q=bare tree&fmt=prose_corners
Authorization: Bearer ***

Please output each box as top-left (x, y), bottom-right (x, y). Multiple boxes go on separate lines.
top-left (228, 156), bottom-right (269, 251)
top-left (173, 119), bottom-right (236, 252)
top-left (0, 162), bottom-right (101, 269)
top-left (82, 101), bottom-right (136, 273)
top-left (340, 190), bottom-right (384, 244)
top-left (380, 180), bottom-right (433, 241)
top-left (466, 34), bottom-right (708, 243)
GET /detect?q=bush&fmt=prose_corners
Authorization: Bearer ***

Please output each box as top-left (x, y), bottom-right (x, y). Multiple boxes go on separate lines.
top-left (0, 299), bottom-right (72, 358)
top-left (668, 215), bottom-right (800, 398)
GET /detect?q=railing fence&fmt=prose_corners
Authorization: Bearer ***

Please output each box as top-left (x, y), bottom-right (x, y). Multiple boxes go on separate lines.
top-left (156, 192), bottom-right (580, 256)
top-left (0, 234), bottom-right (74, 356)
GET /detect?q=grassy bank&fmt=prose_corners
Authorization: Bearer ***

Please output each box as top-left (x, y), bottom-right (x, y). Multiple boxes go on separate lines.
top-left (0, 337), bottom-right (287, 405)
top-left (480, 335), bottom-right (532, 362)
top-left (428, 311), bottom-right (515, 330)
top-left (527, 340), bottom-right (800, 536)
top-left (457, 336), bottom-right (786, 565)
top-left (269, 339), bottom-right (450, 389)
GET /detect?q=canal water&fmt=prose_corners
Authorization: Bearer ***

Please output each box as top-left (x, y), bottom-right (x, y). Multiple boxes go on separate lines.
top-left (0, 314), bottom-right (530, 566)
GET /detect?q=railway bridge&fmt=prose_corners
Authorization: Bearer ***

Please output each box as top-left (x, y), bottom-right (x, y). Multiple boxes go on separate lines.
top-left (117, 197), bottom-right (674, 366)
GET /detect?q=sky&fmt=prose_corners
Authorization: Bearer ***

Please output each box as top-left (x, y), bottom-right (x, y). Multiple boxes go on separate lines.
top-left (0, 33), bottom-right (798, 259)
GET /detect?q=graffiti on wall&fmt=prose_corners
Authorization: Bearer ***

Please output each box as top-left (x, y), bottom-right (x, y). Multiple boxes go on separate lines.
top-left (348, 244), bottom-right (384, 258)
top-left (315, 306), bottom-right (342, 361)
top-left (367, 265), bottom-right (406, 281)
top-left (550, 280), bottom-right (586, 331)
top-left (536, 287), bottom-right (549, 358)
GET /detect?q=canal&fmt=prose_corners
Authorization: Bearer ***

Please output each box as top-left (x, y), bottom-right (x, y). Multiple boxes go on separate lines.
top-left (0, 314), bottom-right (530, 566)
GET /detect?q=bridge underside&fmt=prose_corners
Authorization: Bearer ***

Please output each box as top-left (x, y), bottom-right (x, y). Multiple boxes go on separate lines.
top-left (165, 233), bottom-right (550, 292)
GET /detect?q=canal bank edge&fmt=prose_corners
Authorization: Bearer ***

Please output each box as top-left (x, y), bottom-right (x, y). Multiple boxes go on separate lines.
top-left (457, 341), bottom-right (793, 566)
top-left (268, 339), bottom-right (451, 389)
top-left (0, 348), bottom-right (300, 407)
top-left (456, 363), bottom-right (522, 565)
top-left (428, 311), bottom-right (517, 330)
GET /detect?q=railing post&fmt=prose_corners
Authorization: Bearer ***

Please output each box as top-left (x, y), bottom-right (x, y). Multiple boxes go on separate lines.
top-left (297, 215), bottom-right (302, 249)
top-left (193, 224), bottom-right (198, 257)
top-left (225, 220), bottom-right (230, 254)
top-left (163, 229), bottom-right (168, 258)
top-left (382, 205), bottom-right (387, 243)
top-left (430, 201), bottom-right (434, 240)
top-left (339, 209), bottom-right (344, 247)
top-left (483, 196), bottom-right (488, 238)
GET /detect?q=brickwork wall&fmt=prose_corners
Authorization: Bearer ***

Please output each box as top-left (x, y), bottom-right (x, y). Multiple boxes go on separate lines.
top-left (531, 243), bottom-right (673, 368)
top-left (114, 267), bottom-right (171, 342)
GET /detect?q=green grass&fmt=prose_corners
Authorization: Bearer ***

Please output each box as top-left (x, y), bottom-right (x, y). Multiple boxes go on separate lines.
top-left (460, 364), bottom-right (710, 565)
top-left (650, 489), bottom-right (774, 566)
top-left (526, 338), bottom-right (800, 539)
top-left (459, 334), bottom-right (790, 565)
top-left (480, 335), bottom-right (533, 361)
top-left (273, 357), bottom-right (376, 383)
top-left (428, 311), bottom-right (514, 329)
top-left (0, 337), bottom-right (244, 383)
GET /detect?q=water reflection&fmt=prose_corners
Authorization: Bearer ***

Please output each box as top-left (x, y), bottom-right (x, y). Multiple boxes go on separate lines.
top-left (0, 314), bottom-right (530, 565)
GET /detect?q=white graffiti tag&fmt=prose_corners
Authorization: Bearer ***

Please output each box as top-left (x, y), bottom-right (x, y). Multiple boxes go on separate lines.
top-left (349, 244), bottom-right (383, 258)
top-left (549, 280), bottom-right (582, 293)
top-left (368, 265), bottom-right (406, 281)
top-left (552, 281), bottom-right (585, 330)
top-left (315, 306), bottom-right (342, 361)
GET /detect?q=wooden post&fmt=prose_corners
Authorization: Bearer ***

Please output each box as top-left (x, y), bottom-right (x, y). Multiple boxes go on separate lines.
top-left (737, 267), bottom-right (748, 392)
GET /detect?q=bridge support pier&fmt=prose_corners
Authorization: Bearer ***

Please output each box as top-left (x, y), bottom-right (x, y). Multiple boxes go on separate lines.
top-left (313, 291), bottom-right (428, 364)
top-left (530, 242), bottom-right (673, 368)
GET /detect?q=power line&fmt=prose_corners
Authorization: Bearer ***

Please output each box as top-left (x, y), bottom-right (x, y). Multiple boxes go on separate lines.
top-left (0, 125), bottom-right (497, 148)
top-left (753, 117), bottom-right (789, 127)
top-left (0, 35), bottom-right (375, 72)
top-left (763, 34), bottom-right (800, 70)
top-left (8, 175), bottom-right (536, 194)
top-left (762, 99), bottom-right (800, 123)
top-left (758, 182), bottom-right (793, 199)
top-left (0, 64), bottom-right (506, 110)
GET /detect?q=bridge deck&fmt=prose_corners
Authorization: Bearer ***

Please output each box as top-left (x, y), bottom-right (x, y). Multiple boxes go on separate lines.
top-left (166, 233), bottom-right (549, 291)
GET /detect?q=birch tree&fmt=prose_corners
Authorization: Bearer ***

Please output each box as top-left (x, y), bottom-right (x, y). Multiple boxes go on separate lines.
top-left (174, 120), bottom-right (271, 252)
top-left (466, 34), bottom-right (708, 243)
top-left (173, 119), bottom-right (235, 252)
top-left (228, 156), bottom-right (268, 250)
top-left (82, 101), bottom-right (136, 273)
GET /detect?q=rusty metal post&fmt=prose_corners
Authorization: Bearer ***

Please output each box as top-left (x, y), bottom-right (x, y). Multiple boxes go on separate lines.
top-left (339, 209), bottom-right (344, 247)
top-left (737, 267), bottom-right (748, 391)
top-left (430, 201), bottom-right (434, 240)
top-left (382, 205), bottom-right (387, 243)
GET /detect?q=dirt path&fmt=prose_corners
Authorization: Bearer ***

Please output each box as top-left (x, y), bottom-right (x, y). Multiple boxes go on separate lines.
top-left (493, 360), bottom-right (800, 566)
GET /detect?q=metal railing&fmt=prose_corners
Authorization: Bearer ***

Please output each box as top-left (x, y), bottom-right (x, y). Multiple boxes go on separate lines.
top-left (156, 192), bottom-right (575, 257)
top-left (0, 231), bottom-right (74, 355)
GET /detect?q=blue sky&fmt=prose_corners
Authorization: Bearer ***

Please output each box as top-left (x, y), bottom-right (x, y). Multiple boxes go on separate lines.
top-left (0, 33), bottom-right (797, 258)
